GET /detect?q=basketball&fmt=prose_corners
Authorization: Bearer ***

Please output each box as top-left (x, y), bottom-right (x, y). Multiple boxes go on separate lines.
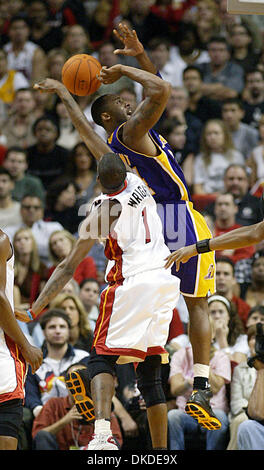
top-left (61, 54), bottom-right (102, 96)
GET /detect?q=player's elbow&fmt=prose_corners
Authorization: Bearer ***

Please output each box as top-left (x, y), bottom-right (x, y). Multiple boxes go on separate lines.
top-left (159, 80), bottom-right (172, 99)
top-left (255, 221), bottom-right (264, 243)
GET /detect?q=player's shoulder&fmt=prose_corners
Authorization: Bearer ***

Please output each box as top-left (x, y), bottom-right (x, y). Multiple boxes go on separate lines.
top-left (0, 230), bottom-right (11, 258)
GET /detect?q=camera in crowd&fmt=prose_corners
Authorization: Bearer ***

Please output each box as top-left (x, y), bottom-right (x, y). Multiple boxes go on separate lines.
top-left (247, 322), bottom-right (264, 367)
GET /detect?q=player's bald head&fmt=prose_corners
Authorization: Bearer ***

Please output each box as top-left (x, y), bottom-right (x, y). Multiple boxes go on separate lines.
top-left (98, 153), bottom-right (126, 192)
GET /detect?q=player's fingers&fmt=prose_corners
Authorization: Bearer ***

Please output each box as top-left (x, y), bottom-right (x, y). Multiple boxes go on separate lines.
top-left (113, 29), bottom-right (124, 42)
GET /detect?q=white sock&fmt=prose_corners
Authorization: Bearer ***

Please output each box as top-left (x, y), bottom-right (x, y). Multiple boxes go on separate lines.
top-left (94, 419), bottom-right (111, 435)
top-left (193, 363), bottom-right (210, 379)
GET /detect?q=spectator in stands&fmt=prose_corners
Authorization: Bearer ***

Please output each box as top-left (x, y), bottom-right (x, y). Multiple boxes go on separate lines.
top-left (221, 98), bottom-right (259, 160)
top-left (79, 278), bottom-right (100, 332)
top-left (208, 294), bottom-right (248, 364)
top-left (167, 319), bottom-right (231, 450)
top-left (61, 278), bottom-right (80, 296)
top-left (53, 98), bottom-right (80, 150)
top-left (213, 193), bottom-right (255, 264)
top-left (236, 325), bottom-right (264, 450)
top-left (4, 194), bottom-right (63, 266)
top-left (65, 142), bottom-right (97, 205)
top-left (162, 86), bottom-right (203, 157)
top-left (228, 23), bottom-right (259, 73)
top-left (204, 164), bottom-right (263, 226)
top-left (24, 309), bottom-right (90, 419)
top-left (13, 227), bottom-right (48, 307)
top-left (169, 22), bottom-right (210, 87)
top-left (62, 24), bottom-right (92, 59)
top-left (242, 69), bottom-right (264, 129)
top-left (96, 41), bottom-right (136, 96)
top-left (183, 65), bottom-right (222, 124)
top-left (26, 115), bottom-right (69, 190)
top-left (0, 166), bottom-right (22, 228)
top-left (193, 119), bottom-right (244, 195)
top-left (246, 306), bottom-right (264, 329)
top-left (46, 0), bottom-right (87, 28)
top-left (158, 118), bottom-right (193, 187)
top-left (48, 229), bottom-right (97, 284)
top-left (193, 0), bottom-right (221, 50)
top-left (46, 47), bottom-right (67, 82)
top-left (3, 146), bottom-right (45, 202)
top-left (27, 0), bottom-right (63, 53)
top-left (31, 363), bottom-right (122, 450)
top-left (2, 88), bottom-right (37, 148)
top-left (244, 251), bottom-right (264, 308)
top-left (215, 257), bottom-right (251, 328)
top-left (50, 293), bottom-right (93, 353)
top-left (227, 324), bottom-right (258, 450)
top-left (44, 176), bottom-right (83, 234)
top-left (246, 114), bottom-right (264, 186)
top-left (147, 37), bottom-right (181, 88)
top-left (4, 14), bottom-right (47, 83)
top-left (0, 47), bottom-right (29, 117)
top-left (198, 36), bottom-right (244, 99)
top-left (124, 0), bottom-right (169, 48)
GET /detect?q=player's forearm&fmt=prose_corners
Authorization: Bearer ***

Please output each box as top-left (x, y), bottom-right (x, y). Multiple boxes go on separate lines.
top-left (209, 222), bottom-right (264, 251)
top-left (120, 64), bottom-right (171, 98)
top-left (57, 86), bottom-right (109, 160)
top-left (31, 260), bottom-right (74, 316)
top-left (135, 51), bottom-right (157, 75)
top-left (0, 292), bottom-right (29, 348)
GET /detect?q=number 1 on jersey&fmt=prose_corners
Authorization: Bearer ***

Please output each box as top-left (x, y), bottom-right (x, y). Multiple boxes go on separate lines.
top-left (142, 208), bottom-right (151, 244)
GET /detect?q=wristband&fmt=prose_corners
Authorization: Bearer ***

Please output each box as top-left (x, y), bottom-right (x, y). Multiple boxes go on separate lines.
top-left (26, 309), bottom-right (36, 321)
top-left (196, 239), bottom-right (211, 254)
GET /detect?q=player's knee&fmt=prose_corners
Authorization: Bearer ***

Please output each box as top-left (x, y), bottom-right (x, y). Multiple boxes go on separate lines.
top-left (136, 355), bottom-right (166, 408)
top-left (87, 349), bottom-right (118, 380)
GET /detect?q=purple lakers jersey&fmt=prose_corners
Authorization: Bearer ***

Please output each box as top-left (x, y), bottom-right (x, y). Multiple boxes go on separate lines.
top-left (107, 123), bottom-right (191, 204)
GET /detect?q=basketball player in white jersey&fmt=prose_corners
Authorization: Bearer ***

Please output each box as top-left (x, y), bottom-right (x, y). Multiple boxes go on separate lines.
top-left (0, 230), bottom-right (42, 450)
top-left (16, 153), bottom-right (180, 450)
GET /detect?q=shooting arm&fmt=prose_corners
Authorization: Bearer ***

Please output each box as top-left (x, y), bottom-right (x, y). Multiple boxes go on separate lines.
top-left (56, 85), bottom-right (110, 160)
top-left (119, 65), bottom-right (171, 142)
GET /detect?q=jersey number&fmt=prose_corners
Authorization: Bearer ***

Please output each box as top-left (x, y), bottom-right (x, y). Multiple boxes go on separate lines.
top-left (142, 208), bottom-right (151, 244)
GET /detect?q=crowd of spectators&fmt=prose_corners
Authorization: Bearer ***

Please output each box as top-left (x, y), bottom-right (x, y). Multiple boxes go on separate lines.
top-left (1, 0), bottom-right (264, 451)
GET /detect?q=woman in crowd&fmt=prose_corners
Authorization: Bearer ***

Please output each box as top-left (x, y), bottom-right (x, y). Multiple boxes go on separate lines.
top-left (193, 119), bottom-right (244, 194)
top-left (44, 176), bottom-right (82, 234)
top-left (208, 294), bottom-right (248, 365)
top-left (48, 229), bottom-right (97, 283)
top-left (13, 227), bottom-right (48, 307)
top-left (66, 142), bottom-right (98, 205)
top-left (50, 292), bottom-right (93, 353)
top-left (246, 114), bottom-right (264, 187)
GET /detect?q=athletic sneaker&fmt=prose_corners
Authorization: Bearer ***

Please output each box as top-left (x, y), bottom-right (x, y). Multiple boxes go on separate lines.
top-left (185, 389), bottom-right (222, 430)
top-left (65, 369), bottom-right (95, 422)
top-left (82, 434), bottom-right (119, 450)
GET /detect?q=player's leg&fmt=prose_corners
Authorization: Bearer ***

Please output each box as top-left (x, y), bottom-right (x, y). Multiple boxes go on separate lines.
top-left (136, 355), bottom-right (168, 449)
top-left (183, 296), bottom-right (221, 430)
top-left (0, 398), bottom-right (23, 450)
top-left (66, 349), bottom-right (119, 450)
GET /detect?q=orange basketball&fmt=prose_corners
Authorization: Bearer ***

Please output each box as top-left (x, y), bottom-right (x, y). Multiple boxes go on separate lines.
top-left (61, 54), bottom-right (102, 96)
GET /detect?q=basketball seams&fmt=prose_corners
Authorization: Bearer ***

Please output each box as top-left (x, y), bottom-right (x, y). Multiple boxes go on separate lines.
top-left (62, 54), bottom-right (101, 96)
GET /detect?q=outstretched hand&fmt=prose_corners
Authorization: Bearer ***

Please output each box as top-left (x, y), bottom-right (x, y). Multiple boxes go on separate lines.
top-left (113, 22), bottom-right (144, 57)
top-left (164, 244), bottom-right (197, 271)
top-left (33, 78), bottom-right (65, 94)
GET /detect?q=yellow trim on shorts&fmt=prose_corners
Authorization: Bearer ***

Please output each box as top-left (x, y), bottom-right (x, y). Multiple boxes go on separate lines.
top-left (185, 201), bottom-right (216, 298)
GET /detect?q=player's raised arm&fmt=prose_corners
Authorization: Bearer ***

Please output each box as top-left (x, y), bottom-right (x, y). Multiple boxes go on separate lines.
top-left (165, 221), bottom-right (264, 270)
top-left (33, 79), bottom-right (110, 160)
top-left (99, 65), bottom-right (171, 144)
top-left (113, 22), bottom-right (157, 75)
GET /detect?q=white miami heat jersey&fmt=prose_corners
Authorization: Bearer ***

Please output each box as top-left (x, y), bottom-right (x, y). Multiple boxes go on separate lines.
top-left (0, 246), bottom-right (27, 402)
top-left (92, 173), bottom-right (171, 284)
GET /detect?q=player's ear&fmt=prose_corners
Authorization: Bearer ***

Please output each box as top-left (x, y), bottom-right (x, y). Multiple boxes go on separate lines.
top-left (101, 112), bottom-right (111, 122)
